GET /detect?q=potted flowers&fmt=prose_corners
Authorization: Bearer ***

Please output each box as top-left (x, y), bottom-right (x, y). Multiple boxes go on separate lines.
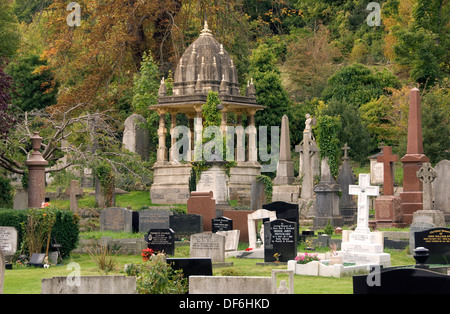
top-left (141, 248), bottom-right (154, 262)
top-left (294, 252), bottom-right (320, 264)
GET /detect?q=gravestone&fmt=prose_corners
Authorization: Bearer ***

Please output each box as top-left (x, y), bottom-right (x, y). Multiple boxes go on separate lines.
top-left (29, 253), bottom-right (46, 267)
top-left (368, 144), bottom-right (384, 185)
top-left (400, 88), bottom-right (430, 225)
top-left (263, 201), bottom-right (299, 242)
top-left (13, 188), bottom-right (28, 210)
top-left (138, 210), bottom-right (172, 233)
top-left (190, 233), bottom-right (225, 263)
top-left (211, 216), bottom-right (233, 233)
top-left (374, 146), bottom-right (403, 227)
top-left (250, 179), bottom-right (265, 211)
top-left (414, 227), bottom-right (450, 264)
top-left (166, 258), bottom-right (213, 287)
top-left (217, 230), bottom-right (240, 252)
top-left (100, 207), bottom-right (133, 232)
top-left (0, 227), bottom-right (18, 262)
top-left (196, 165), bottom-right (229, 206)
top-left (339, 174), bottom-right (391, 266)
top-left (123, 113), bottom-right (149, 161)
top-left (273, 115), bottom-right (299, 202)
top-left (263, 219), bottom-right (297, 263)
top-left (146, 228), bottom-right (175, 256)
top-left (65, 180), bottom-right (84, 211)
top-left (433, 160), bottom-right (450, 221)
top-left (247, 209), bottom-right (277, 249)
top-left (187, 191), bottom-right (216, 232)
top-left (169, 213), bottom-right (203, 241)
top-left (26, 132), bottom-right (48, 208)
top-left (337, 143), bottom-right (357, 224)
top-left (409, 221), bottom-right (436, 255)
top-left (313, 158), bottom-right (342, 228)
top-left (353, 267), bottom-right (450, 294)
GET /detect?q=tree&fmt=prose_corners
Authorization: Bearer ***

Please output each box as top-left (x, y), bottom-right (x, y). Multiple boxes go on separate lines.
top-left (0, 61), bottom-right (16, 140)
top-left (0, 0), bottom-right (20, 59)
top-left (248, 42), bottom-right (290, 134)
top-left (6, 54), bottom-right (58, 112)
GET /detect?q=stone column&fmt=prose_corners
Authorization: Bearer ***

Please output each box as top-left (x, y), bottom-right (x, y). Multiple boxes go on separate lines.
top-left (25, 132), bottom-right (49, 208)
top-left (169, 111), bottom-right (178, 162)
top-left (156, 110), bottom-right (167, 162)
top-left (235, 113), bottom-right (245, 162)
top-left (400, 88), bottom-right (430, 224)
top-left (247, 110), bottom-right (257, 163)
top-left (194, 105), bottom-right (203, 161)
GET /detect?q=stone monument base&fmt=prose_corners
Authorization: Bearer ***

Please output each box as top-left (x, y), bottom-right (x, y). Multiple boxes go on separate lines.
top-left (298, 198), bottom-right (315, 218)
top-left (339, 230), bottom-right (391, 267)
top-left (272, 185), bottom-right (300, 203)
top-left (150, 163), bottom-right (192, 204)
top-left (375, 195), bottom-right (406, 228)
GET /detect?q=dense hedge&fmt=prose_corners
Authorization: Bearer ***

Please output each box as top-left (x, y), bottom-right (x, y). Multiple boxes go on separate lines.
top-left (0, 208), bottom-right (79, 258)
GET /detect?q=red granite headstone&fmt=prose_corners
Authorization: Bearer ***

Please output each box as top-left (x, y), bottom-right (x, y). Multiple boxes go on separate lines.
top-left (25, 132), bottom-right (48, 208)
top-left (187, 191), bottom-right (216, 231)
top-left (399, 88), bottom-right (430, 224)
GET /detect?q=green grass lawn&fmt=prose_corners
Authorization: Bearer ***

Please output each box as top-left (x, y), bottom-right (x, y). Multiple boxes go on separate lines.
top-left (3, 244), bottom-right (414, 294)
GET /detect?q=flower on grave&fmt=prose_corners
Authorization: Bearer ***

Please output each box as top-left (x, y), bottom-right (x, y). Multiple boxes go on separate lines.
top-left (273, 253), bottom-right (281, 261)
top-left (245, 248), bottom-right (253, 251)
top-left (141, 248), bottom-right (155, 258)
top-left (295, 252), bottom-right (320, 264)
top-left (41, 202), bottom-right (50, 208)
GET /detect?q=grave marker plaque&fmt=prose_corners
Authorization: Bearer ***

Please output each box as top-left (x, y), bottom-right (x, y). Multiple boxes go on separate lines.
top-left (100, 207), bottom-right (133, 232)
top-left (169, 214), bottom-right (203, 241)
top-left (264, 219), bottom-right (297, 263)
top-left (0, 227), bottom-right (18, 259)
top-left (138, 210), bottom-right (172, 233)
top-left (190, 233), bottom-right (225, 263)
top-left (211, 216), bottom-right (233, 233)
top-left (147, 228), bottom-right (175, 256)
top-left (414, 227), bottom-right (450, 264)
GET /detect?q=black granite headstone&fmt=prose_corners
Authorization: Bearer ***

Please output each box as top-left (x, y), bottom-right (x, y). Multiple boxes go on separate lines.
top-left (264, 219), bottom-right (297, 263)
top-left (263, 201), bottom-right (299, 241)
top-left (211, 216), bottom-right (233, 233)
top-left (169, 214), bottom-right (203, 241)
top-left (414, 227), bottom-right (450, 264)
top-left (166, 257), bottom-right (213, 291)
top-left (29, 253), bottom-right (46, 267)
top-left (147, 228), bottom-right (175, 256)
top-left (353, 267), bottom-right (450, 294)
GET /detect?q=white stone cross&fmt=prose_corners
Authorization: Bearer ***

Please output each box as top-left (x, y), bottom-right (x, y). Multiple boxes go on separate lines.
top-left (349, 174), bottom-right (379, 233)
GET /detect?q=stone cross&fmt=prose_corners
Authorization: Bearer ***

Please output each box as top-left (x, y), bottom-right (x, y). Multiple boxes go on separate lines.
top-left (416, 163), bottom-right (437, 211)
top-left (342, 143), bottom-right (350, 161)
top-left (66, 180), bottom-right (83, 211)
top-left (349, 174), bottom-right (379, 233)
top-left (377, 146), bottom-right (398, 196)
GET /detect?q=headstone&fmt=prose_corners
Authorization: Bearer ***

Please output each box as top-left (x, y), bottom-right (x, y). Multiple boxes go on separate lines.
top-left (409, 221), bottom-right (436, 255)
top-left (273, 115), bottom-right (299, 203)
top-left (433, 160), bottom-right (450, 220)
top-left (250, 179), bottom-right (265, 211)
top-left (273, 115), bottom-right (295, 185)
top-left (123, 113), bottom-right (149, 161)
top-left (25, 132), bottom-right (48, 208)
top-left (400, 88), bottom-right (430, 224)
top-left (0, 227), bottom-right (18, 262)
top-left (337, 143), bottom-right (357, 224)
top-left (196, 165), bottom-right (229, 206)
top-left (264, 219), bottom-right (297, 263)
top-left (247, 209), bottom-right (277, 249)
top-left (211, 216), bottom-right (233, 233)
top-left (190, 233), bottom-right (225, 263)
top-left (169, 214), bottom-right (203, 241)
top-left (166, 257), bottom-right (213, 287)
top-left (339, 174), bottom-right (391, 266)
top-left (368, 144), bottom-right (384, 185)
top-left (29, 253), bottom-right (46, 267)
top-left (353, 267), bottom-right (450, 294)
top-left (13, 188), bottom-right (28, 210)
top-left (263, 201), bottom-right (299, 242)
top-left (313, 158), bottom-right (342, 228)
top-left (374, 146), bottom-right (403, 227)
top-left (414, 227), bottom-right (450, 264)
top-left (187, 191), bottom-right (216, 232)
top-left (100, 207), bottom-right (133, 232)
top-left (138, 210), bottom-right (172, 233)
top-left (146, 228), bottom-right (175, 256)
top-left (217, 230), bottom-right (240, 252)
top-left (65, 180), bottom-right (83, 211)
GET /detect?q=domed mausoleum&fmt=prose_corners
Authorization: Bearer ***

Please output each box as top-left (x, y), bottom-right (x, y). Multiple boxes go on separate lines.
top-left (149, 21), bottom-right (264, 204)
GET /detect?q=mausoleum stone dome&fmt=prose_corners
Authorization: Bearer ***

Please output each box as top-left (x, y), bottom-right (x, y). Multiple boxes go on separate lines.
top-left (153, 21), bottom-right (262, 114)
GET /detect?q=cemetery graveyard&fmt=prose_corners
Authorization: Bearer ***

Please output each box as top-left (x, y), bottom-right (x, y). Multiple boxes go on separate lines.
top-left (0, 11), bottom-right (449, 296)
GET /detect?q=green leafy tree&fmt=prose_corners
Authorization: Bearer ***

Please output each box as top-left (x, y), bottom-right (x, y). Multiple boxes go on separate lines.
top-left (0, 0), bottom-right (20, 59)
top-left (6, 54), bottom-right (58, 111)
